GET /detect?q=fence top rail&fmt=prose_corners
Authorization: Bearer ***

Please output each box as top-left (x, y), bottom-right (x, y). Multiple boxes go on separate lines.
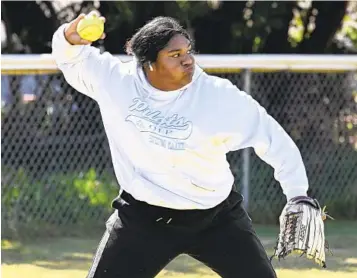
top-left (2, 54), bottom-right (357, 71)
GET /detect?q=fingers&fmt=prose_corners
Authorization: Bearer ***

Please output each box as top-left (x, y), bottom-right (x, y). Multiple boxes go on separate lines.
top-left (66, 10), bottom-right (106, 45)
top-left (88, 10), bottom-right (101, 17)
top-left (74, 13), bottom-right (86, 24)
top-left (74, 11), bottom-right (103, 22)
top-left (67, 13), bottom-right (85, 33)
top-left (73, 11), bottom-right (105, 26)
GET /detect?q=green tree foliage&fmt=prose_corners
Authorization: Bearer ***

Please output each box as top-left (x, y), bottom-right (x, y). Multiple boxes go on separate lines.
top-left (1, 0), bottom-right (356, 54)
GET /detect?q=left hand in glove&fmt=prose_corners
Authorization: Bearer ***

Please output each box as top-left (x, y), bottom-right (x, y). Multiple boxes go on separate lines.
top-left (270, 196), bottom-right (333, 268)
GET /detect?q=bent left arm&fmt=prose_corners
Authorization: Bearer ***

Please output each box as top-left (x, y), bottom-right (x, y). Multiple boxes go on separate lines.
top-left (222, 81), bottom-right (308, 200)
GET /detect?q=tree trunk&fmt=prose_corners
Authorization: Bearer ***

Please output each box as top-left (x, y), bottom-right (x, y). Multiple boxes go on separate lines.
top-left (262, 2), bottom-right (296, 53)
top-left (298, 1), bottom-right (347, 53)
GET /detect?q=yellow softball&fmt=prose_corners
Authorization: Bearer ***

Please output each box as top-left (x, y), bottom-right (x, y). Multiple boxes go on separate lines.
top-left (76, 13), bottom-right (104, 42)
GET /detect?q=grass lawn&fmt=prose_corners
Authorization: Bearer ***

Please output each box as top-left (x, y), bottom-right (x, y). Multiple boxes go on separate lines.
top-left (2, 221), bottom-right (357, 278)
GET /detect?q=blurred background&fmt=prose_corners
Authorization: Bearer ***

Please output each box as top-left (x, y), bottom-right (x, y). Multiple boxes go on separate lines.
top-left (1, 1), bottom-right (357, 278)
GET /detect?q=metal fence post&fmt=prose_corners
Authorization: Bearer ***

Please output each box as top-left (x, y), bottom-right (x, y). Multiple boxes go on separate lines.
top-left (242, 69), bottom-right (251, 210)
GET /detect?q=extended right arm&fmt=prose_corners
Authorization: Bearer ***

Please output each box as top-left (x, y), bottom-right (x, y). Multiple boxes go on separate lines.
top-left (51, 13), bottom-right (120, 101)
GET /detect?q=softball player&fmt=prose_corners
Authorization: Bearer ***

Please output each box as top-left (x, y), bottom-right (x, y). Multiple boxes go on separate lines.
top-left (52, 12), bottom-right (310, 278)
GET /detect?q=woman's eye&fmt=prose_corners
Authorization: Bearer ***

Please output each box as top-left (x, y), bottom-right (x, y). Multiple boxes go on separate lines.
top-left (171, 50), bottom-right (192, 58)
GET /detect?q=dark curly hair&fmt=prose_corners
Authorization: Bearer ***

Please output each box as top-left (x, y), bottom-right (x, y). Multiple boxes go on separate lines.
top-left (125, 16), bottom-right (193, 67)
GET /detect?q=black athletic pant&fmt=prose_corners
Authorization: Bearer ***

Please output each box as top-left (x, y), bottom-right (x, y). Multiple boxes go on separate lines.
top-left (87, 189), bottom-right (277, 278)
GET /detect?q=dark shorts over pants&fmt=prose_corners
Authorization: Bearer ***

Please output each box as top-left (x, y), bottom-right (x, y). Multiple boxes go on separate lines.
top-left (86, 188), bottom-right (277, 278)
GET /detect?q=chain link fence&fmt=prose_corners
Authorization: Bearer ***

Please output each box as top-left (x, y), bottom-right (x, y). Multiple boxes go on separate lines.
top-left (2, 61), bottom-right (357, 239)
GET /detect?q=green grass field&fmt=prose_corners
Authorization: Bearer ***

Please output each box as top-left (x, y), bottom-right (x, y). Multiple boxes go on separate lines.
top-left (2, 221), bottom-right (357, 278)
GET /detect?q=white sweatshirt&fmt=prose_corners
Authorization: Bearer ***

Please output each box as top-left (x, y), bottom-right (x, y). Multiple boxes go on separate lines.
top-left (52, 24), bottom-right (308, 210)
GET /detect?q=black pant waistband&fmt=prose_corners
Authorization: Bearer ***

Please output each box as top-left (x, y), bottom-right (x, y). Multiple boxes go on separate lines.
top-left (112, 189), bottom-right (244, 230)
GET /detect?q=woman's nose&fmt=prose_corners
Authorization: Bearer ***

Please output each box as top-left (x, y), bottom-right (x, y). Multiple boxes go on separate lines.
top-left (182, 54), bottom-right (193, 66)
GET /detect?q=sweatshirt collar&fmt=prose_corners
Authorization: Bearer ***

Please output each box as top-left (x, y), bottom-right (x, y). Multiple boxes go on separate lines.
top-left (132, 57), bottom-right (203, 101)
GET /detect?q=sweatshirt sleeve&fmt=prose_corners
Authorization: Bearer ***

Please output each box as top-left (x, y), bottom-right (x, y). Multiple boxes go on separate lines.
top-left (51, 23), bottom-right (121, 101)
top-left (219, 80), bottom-right (309, 201)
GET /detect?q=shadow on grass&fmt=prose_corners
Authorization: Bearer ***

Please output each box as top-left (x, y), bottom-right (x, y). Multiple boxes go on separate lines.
top-left (164, 255), bottom-right (217, 276)
top-left (2, 221), bottom-right (357, 274)
top-left (267, 235), bottom-right (357, 273)
top-left (267, 221), bottom-right (357, 273)
top-left (1, 237), bottom-right (98, 270)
